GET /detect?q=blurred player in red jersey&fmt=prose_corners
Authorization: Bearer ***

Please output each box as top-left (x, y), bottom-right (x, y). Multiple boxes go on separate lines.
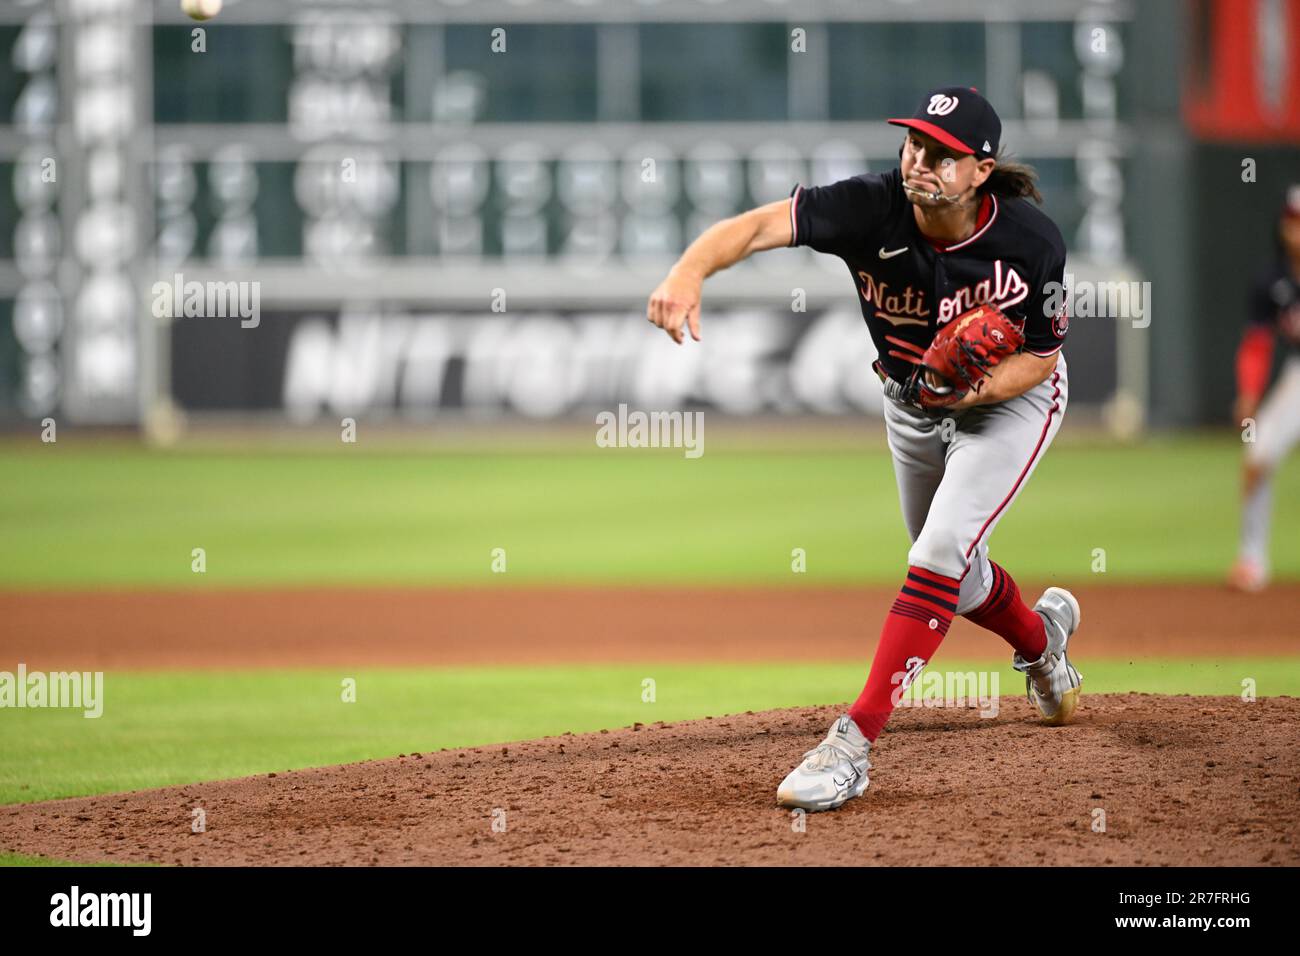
top-left (1230, 185), bottom-right (1300, 593)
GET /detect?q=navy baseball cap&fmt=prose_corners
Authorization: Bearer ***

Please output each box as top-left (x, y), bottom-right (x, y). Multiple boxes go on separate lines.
top-left (888, 86), bottom-right (1001, 159)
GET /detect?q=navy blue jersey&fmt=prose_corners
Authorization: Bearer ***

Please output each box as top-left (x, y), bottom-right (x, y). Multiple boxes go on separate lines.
top-left (789, 167), bottom-right (1068, 383)
top-left (1247, 261), bottom-right (1300, 352)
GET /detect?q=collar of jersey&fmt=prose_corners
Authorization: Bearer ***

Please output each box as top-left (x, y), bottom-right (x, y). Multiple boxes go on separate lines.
top-left (914, 193), bottom-right (997, 253)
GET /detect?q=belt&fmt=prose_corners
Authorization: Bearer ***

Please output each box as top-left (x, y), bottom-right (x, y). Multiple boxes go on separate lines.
top-left (873, 360), bottom-right (920, 408)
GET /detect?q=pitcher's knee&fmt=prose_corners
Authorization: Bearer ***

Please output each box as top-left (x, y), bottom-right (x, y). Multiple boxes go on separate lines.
top-left (908, 530), bottom-right (969, 581)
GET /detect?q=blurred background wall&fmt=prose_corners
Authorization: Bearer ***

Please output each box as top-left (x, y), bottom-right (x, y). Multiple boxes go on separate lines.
top-left (0, 0), bottom-right (1296, 435)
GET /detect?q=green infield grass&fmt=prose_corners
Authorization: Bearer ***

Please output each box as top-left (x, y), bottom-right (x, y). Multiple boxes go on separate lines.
top-left (0, 435), bottom-right (1296, 588)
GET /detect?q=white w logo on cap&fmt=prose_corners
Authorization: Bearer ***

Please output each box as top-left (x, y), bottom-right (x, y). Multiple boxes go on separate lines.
top-left (926, 94), bottom-right (959, 116)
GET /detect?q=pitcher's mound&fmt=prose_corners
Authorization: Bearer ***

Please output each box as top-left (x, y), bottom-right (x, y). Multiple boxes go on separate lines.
top-left (3, 694), bottom-right (1297, 866)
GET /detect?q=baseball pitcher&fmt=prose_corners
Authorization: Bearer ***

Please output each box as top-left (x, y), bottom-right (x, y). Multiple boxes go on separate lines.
top-left (646, 87), bottom-right (1083, 812)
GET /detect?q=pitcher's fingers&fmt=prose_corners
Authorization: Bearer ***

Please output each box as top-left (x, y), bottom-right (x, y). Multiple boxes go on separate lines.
top-left (686, 305), bottom-right (701, 341)
top-left (657, 300), bottom-right (679, 336)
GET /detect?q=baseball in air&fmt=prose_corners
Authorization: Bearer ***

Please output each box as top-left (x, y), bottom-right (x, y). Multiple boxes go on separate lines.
top-left (181, 0), bottom-right (222, 21)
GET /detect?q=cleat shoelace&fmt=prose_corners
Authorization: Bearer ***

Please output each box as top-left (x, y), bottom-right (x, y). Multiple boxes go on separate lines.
top-left (802, 743), bottom-right (845, 770)
top-left (802, 736), bottom-right (866, 771)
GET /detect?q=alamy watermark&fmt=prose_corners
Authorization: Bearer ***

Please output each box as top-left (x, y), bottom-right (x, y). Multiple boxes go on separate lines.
top-left (595, 403), bottom-right (704, 459)
top-left (890, 656), bottom-right (1000, 718)
top-left (50, 886), bottom-right (150, 936)
top-left (0, 663), bottom-right (103, 718)
top-left (1043, 274), bottom-right (1150, 329)
top-left (151, 272), bottom-right (261, 328)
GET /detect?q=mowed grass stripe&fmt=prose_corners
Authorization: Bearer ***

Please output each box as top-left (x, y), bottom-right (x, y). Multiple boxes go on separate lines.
top-left (1, 438), bottom-right (1298, 588)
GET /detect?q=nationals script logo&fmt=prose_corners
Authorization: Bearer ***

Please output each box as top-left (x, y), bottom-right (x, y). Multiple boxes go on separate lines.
top-left (936, 260), bottom-right (1029, 323)
top-left (857, 270), bottom-right (930, 327)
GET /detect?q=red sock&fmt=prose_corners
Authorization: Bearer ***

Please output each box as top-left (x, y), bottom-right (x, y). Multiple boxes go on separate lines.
top-left (962, 561), bottom-right (1047, 661)
top-left (847, 566), bottom-right (959, 742)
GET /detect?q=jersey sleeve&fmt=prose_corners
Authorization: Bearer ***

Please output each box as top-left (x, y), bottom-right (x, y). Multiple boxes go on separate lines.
top-left (1236, 326), bottom-right (1275, 400)
top-left (1021, 246), bottom-right (1069, 357)
top-left (788, 170), bottom-right (896, 256)
top-left (1237, 273), bottom-right (1282, 398)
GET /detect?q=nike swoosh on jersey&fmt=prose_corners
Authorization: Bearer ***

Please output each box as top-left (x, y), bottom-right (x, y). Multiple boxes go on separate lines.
top-left (879, 246), bottom-right (908, 259)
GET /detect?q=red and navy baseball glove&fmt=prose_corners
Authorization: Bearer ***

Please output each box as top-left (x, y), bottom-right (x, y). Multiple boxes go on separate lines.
top-left (893, 304), bottom-right (1025, 409)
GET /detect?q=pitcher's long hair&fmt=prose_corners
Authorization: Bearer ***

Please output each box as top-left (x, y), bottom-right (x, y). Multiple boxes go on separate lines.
top-left (979, 149), bottom-right (1042, 204)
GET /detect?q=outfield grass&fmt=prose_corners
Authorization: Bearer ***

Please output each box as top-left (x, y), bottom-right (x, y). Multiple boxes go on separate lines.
top-left (1, 658), bottom-right (1294, 807)
top-left (0, 436), bottom-right (1297, 588)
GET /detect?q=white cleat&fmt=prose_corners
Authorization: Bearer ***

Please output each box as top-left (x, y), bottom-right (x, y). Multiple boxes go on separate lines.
top-left (776, 715), bottom-right (872, 812)
top-left (1014, 587), bottom-right (1083, 726)
top-left (1228, 558), bottom-right (1268, 594)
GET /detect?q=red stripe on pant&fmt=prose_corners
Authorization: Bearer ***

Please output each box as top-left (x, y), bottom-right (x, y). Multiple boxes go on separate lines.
top-left (959, 371), bottom-right (1062, 581)
top-left (848, 566), bottom-right (959, 742)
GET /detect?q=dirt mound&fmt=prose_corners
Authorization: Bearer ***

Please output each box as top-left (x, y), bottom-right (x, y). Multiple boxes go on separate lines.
top-left (3, 694), bottom-right (1296, 866)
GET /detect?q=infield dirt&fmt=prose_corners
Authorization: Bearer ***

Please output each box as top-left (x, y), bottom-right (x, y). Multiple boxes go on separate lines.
top-left (2, 694), bottom-right (1297, 866)
top-left (1, 584), bottom-right (1296, 668)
